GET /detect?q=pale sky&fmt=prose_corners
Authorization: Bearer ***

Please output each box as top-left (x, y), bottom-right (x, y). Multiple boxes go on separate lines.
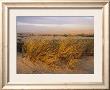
top-left (16, 16), bottom-right (94, 34)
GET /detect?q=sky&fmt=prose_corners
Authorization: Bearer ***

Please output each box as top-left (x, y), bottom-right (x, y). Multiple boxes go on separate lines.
top-left (16, 16), bottom-right (94, 34)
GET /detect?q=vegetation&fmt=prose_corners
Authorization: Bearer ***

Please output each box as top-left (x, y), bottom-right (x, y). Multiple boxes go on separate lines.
top-left (17, 35), bottom-right (94, 73)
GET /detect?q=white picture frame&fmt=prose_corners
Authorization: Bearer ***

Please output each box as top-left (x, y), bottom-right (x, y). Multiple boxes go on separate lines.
top-left (0, 0), bottom-right (109, 89)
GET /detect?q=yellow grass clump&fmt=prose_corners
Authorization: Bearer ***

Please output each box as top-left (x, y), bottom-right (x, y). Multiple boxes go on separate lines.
top-left (21, 36), bottom-right (94, 69)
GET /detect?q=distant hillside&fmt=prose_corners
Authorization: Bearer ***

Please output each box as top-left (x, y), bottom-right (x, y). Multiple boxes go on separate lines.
top-left (17, 24), bottom-right (93, 35)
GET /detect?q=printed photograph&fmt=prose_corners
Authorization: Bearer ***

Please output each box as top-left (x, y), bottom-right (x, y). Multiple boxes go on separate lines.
top-left (17, 16), bottom-right (94, 74)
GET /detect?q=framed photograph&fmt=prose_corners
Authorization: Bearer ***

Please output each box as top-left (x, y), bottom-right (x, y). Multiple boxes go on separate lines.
top-left (0, 0), bottom-right (109, 89)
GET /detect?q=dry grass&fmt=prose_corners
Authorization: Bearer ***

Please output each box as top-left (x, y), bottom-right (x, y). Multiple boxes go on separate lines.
top-left (17, 36), bottom-right (94, 74)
